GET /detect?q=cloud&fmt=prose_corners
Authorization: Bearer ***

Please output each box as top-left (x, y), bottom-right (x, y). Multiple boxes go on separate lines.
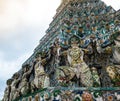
top-left (0, 51), bottom-right (31, 80)
top-left (0, 0), bottom-right (60, 39)
top-left (102, 0), bottom-right (120, 10)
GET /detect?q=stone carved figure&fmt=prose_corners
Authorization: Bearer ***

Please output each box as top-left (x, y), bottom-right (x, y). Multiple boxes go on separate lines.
top-left (19, 78), bottom-right (29, 96)
top-left (100, 68), bottom-right (112, 87)
top-left (67, 35), bottom-right (93, 87)
top-left (22, 64), bottom-right (33, 81)
top-left (18, 65), bottom-right (32, 96)
top-left (3, 88), bottom-right (10, 101)
top-left (2, 79), bottom-right (13, 101)
top-left (106, 66), bottom-right (120, 86)
top-left (56, 65), bottom-right (75, 87)
top-left (106, 66), bottom-right (117, 80)
top-left (57, 35), bottom-right (93, 87)
top-left (34, 54), bottom-right (50, 89)
top-left (9, 73), bottom-right (21, 101)
top-left (91, 67), bottom-right (101, 87)
top-left (44, 75), bottom-right (50, 88)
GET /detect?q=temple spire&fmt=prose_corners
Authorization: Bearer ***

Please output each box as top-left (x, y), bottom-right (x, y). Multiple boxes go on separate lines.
top-left (56, 0), bottom-right (69, 14)
top-left (61, 0), bottom-right (70, 5)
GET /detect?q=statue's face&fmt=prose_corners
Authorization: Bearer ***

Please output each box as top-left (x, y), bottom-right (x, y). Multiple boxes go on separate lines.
top-left (7, 79), bottom-right (13, 85)
top-left (36, 56), bottom-right (41, 61)
top-left (71, 43), bottom-right (79, 48)
top-left (15, 74), bottom-right (19, 79)
top-left (13, 73), bottom-right (19, 79)
top-left (35, 54), bottom-right (42, 62)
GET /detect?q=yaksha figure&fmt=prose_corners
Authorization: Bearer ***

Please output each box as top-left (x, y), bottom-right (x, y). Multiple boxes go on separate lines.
top-left (3, 79), bottom-right (13, 101)
top-left (9, 72), bottom-right (20, 101)
top-left (67, 35), bottom-right (93, 87)
top-left (18, 65), bottom-right (31, 96)
top-left (33, 54), bottom-right (50, 89)
top-left (19, 78), bottom-right (29, 95)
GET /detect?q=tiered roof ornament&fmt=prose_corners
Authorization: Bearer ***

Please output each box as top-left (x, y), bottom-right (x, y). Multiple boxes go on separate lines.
top-left (2, 0), bottom-right (120, 101)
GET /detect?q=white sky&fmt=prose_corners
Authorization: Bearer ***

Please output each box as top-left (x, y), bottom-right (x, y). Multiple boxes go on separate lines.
top-left (0, 0), bottom-right (120, 99)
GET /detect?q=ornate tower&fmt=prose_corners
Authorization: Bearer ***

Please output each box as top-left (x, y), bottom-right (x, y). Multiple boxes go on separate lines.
top-left (2, 0), bottom-right (120, 101)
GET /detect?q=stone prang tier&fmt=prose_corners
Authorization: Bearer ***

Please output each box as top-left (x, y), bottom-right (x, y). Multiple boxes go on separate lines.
top-left (2, 0), bottom-right (120, 101)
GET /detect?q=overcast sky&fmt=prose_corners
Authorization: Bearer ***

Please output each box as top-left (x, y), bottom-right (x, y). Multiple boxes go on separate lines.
top-left (0, 0), bottom-right (120, 99)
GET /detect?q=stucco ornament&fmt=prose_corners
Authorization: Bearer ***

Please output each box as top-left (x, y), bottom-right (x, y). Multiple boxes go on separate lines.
top-left (67, 36), bottom-right (93, 87)
top-left (10, 73), bottom-right (21, 101)
top-left (34, 55), bottom-right (50, 89)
